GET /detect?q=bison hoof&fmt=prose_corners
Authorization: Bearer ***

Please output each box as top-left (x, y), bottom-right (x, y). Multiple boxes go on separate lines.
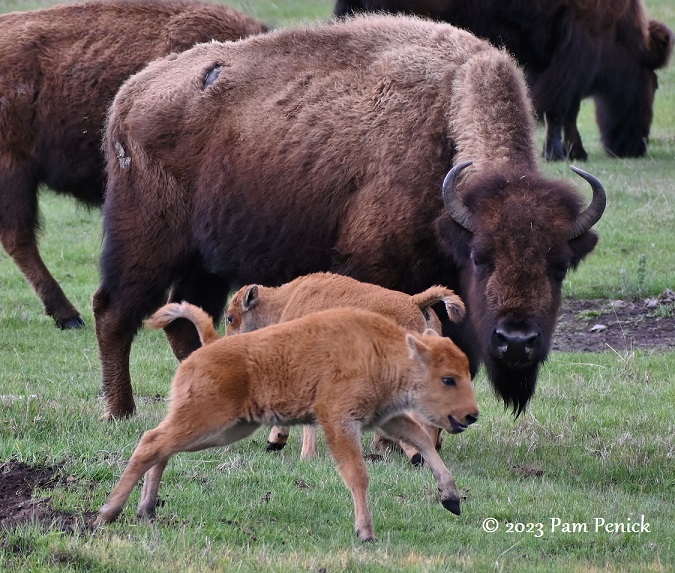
top-left (441, 496), bottom-right (461, 516)
top-left (266, 441), bottom-right (286, 452)
top-left (410, 453), bottom-right (424, 467)
top-left (56, 315), bottom-right (86, 329)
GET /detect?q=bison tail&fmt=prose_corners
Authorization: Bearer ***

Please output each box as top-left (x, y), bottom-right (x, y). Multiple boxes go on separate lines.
top-left (144, 302), bottom-right (221, 346)
top-left (411, 287), bottom-right (466, 323)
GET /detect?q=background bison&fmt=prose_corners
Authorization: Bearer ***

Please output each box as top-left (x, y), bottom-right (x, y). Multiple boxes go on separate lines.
top-left (0, 0), bottom-right (266, 328)
top-left (334, 0), bottom-right (674, 161)
top-left (94, 15), bottom-right (605, 421)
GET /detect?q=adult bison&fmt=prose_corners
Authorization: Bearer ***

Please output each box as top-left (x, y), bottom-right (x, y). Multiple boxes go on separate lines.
top-left (0, 0), bottom-right (266, 329)
top-left (94, 15), bottom-right (606, 420)
top-left (334, 0), bottom-right (673, 161)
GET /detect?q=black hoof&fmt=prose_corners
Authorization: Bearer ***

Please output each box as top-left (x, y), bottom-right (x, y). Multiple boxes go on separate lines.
top-left (266, 441), bottom-right (286, 452)
top-left (56, 315), bottom-right (86, 329)
top-left (410, 453), bottom-right (424, 467)
top-left (441, 497), bottom-right (461, 516)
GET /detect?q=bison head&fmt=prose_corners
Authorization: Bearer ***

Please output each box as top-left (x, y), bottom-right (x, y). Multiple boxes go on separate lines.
top-left (434, 162), bottom-right (606, 415)
top-left (594, 19), bottom-right (673, 158)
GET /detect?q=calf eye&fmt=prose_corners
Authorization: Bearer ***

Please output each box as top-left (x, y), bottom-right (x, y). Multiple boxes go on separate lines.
top-left (442, 376), bottom-right (456, 387)
top-left (226, 315), bottom-right (234, 325)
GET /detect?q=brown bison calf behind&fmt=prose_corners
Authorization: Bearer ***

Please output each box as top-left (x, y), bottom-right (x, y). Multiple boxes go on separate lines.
top-left (95, 15), bottom-right (605, 422)
top-left (224, 272), bottom-right (465, 462)
top-left (94, 306), bottom-right (479, 542)
top-left (0, 0), bottom-right (266, 328)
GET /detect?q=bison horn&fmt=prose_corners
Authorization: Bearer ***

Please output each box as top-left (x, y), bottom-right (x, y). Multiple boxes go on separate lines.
top-left (568, 166), bottom-right (607, 239)
top-left (442, 161), bottom-right (474, 233)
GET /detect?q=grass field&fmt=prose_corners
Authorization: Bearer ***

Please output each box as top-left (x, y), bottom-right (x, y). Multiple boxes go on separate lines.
top-left (1, 1), bottom-right (674, 572)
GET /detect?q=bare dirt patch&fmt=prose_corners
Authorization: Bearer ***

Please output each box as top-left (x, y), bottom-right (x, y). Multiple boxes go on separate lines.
top-left (0, 462), bottom-right (94, 536)
top-left (553, 290), bottom-right (675, 353)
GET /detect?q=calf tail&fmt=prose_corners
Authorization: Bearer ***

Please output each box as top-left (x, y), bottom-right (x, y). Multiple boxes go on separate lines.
top-left (411, 287), bottom-right (465, 323)
top-left (144, 302), bottom-right (221, 346)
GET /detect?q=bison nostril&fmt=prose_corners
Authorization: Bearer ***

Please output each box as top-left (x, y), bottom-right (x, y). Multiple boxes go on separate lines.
top-left (492, 320), bottom-right (541, 361)
top-left (465, 413), bottom-right (478, 425)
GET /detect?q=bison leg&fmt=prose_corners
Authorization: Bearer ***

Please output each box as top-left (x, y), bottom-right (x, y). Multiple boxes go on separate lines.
top-left (165, 268), bottom-right (229, 361)
top-left (0, 167), bottom-right (83, 328)
top-left (542, 112), bottom-right (566, 161)
top-left (321, 419), bottom-right (375, 542)
top-left (93, 275), bottom-right (170, 420)
top-left (378, 415), bottom-right (461, 515)
top-left (563, 98), bottom-right (588, 161)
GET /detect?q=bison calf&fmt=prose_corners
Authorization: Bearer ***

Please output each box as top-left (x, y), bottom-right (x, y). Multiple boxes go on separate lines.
top-left (225, 272), bottom-right (465, 463)
top-left (0, 0), bottom-right (266, 328)
top-left (94, 305), bottom-right (479, 542)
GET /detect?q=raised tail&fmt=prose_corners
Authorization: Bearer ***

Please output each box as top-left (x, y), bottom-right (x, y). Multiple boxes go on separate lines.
top-left (144, 302), bottom-right (221, 346)
top-left (411, 287), bottom-right (465, 323)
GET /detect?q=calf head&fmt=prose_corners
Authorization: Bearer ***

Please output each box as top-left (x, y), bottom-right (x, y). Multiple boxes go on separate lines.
top-left (435, 162), bottom-right (606, 415)
top-left (225, 284), bottom-right (277, 335)
top-left (406, 330), bottom-right (478, 433)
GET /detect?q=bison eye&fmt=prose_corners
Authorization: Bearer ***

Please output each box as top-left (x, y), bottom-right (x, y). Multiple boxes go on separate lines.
top-left (550, 262), bottom-right (570, 283)
top-left (471, 250), bottom-right (492, 269)
top-left (442, 376), bottom-right (456, 387)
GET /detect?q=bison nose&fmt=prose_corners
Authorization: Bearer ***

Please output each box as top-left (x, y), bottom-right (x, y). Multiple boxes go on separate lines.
top-left (465, 413), bottom-right (478, 425)
top-left (492, 319), bottom-right (540, 362)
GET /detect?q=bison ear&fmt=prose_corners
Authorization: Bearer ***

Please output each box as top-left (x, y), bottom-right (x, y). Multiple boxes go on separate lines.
top-left (434, 214), bottom-right (472, 267)
top-left (568, 230), bottom-right (599, 270)
top-left (242, 285), bottom-right (259, 311)
top-left (406, 334), bottom-right (432, 365)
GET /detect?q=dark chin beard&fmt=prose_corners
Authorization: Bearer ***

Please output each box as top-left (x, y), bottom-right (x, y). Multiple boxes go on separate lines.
top-left (485, 359), bottom-right (541, 417)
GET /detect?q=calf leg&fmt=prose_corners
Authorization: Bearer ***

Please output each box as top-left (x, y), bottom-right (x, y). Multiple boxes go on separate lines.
top-left (378, 415), bottom-right (461, 515)
top-left (266, 425), bottom-right (290, 452)
top-left (321, 421), bottom-right (375, 542)
top-left (0, 167), bottom-right (83, 328)
top-left (301, 426), bottom-right (318, 459)
top-left (95, 416), bottom-right (260, 526)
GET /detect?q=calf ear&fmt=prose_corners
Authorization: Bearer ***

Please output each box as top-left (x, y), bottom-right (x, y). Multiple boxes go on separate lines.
top-left (243, 285), bottom-right (259, 311)
top-left (422, 328), bottom-right (439, 337)
top-left (406, 334), bottom-right (433, 365)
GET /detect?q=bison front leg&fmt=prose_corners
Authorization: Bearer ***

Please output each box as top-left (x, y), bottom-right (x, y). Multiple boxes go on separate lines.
top-left (321, 420), bottom-right (375, 542)
top-left (378, 415), bottom-right (461, 515)
top-left (0, 168), bottom-right (84, 328)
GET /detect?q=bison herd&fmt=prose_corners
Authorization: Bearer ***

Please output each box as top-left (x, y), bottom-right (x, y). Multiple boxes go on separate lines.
top-left (0, 0), bottom-right (671, 541)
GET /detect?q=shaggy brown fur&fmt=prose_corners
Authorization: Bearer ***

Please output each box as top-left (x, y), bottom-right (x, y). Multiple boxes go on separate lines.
top-left (95, 305), bottom-right (479, 541)
top-left (94, 15), bottom-right (605, 421)
top-left (224, 272), bottom-right (465, 462)
top-left (334, 0), bottom-right (673, 160)
top-left (0, 0), bottom-right (266, 328)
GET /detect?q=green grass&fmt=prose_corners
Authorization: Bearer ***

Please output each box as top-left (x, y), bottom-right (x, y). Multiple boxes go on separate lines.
top-left (1, 1), bottom-right (674, 571)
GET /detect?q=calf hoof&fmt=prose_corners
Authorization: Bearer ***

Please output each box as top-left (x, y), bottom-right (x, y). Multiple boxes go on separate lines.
top-left (441, 496), bottom-right (461, 516)
top-left (93, 504), bottom-right (122, 527)
top-left (56, 314), bottom-right (86, 329)
top-left (357, 529), bottom-right (376, 543)
top-left (410, 453), bottom-right (424, 467)
top-left (266, 441), bottom-right (286, 452)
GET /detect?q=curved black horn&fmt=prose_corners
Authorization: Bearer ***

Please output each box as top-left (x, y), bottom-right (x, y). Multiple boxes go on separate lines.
top-left (441, 161), bottom-right (474, 232)
top-left (569, 166), bottom-right (607, 239)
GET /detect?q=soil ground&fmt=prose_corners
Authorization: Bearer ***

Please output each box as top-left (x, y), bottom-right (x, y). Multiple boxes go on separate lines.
top-left (1, 292), bottom-right (673, 534)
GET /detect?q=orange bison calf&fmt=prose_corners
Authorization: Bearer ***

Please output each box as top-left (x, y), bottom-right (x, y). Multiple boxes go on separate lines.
top-left (225, 272), bottom-right (466, 462)
top-left (94, 305), bottom-right (479, 541)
